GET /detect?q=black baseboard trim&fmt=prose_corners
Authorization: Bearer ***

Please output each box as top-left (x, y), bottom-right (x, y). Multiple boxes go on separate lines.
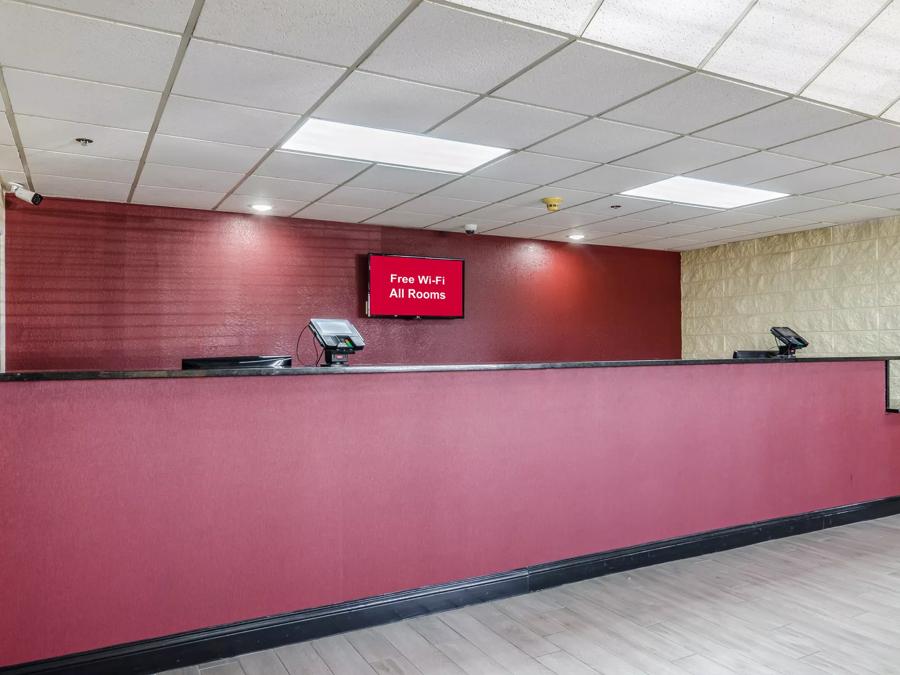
top-left (5, 495), bottom-right (900, 675)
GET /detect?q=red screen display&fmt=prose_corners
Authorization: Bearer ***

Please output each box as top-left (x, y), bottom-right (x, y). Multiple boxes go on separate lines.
top-left (368, 254), bottom-right (464, 318)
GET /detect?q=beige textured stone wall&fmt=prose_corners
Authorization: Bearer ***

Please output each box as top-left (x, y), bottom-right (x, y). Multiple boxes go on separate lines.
top-left (681, 216), bottom-right (900, 407)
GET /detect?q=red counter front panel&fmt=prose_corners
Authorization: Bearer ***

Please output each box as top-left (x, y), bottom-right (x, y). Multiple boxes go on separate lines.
top-left (368, 254), bottom-right (464, 318)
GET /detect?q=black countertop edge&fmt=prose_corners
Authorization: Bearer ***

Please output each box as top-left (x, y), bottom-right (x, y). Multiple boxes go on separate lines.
top-left (0, 356), bottom-right (897, 382)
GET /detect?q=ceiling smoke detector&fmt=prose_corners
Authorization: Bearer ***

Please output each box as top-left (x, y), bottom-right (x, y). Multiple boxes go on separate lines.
top-left (542, 196), bottom-right (562, 212)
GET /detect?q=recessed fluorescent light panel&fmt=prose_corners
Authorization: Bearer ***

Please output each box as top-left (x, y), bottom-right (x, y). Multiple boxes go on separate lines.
top-left (622, 177), bottom-right (788, 208)
top-left (282, 119), bottom-right (510, 173)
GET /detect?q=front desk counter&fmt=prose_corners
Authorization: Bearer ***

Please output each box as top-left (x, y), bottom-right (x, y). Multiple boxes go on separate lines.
top-left (2, 356), bottom-right (900, 670)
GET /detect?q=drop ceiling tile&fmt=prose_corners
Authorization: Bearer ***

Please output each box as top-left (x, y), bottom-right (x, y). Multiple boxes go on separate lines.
top-left (584, 217), bottom-right (662, 234)
top-left (346, 165), bottom-right (456, 192)
top-left (636, 203), bottom-right (720, 222)
top-left (31, 174), bottom-right (130, 201)
top-left (839, 147), bottom-right (900, 175)
top-left (503, 186), bottom-right (607, 209)
top-left (15, 116), bottom-right (148, 160)
top-left (583, 0), bottom-right (750, 67)
top-left (687, 152), bottom-right (821, 185)
top-left (672, 230), bottom-right (733, 243)
top-left (0, 116), bottom-right (12, 145)
top-left (146, 135), bottom-right (266, 173)
top-left (472, 152), bottom-right (594, 184)
top-left (727, 216), bottom-right (819, 233)
top-left (398, 194), bottom-right (487, 216)
top-left (365, 210), bottom-right (446, 228)
top-left (582, 219), bottom-right (657, 236)
top-left (235, 175), bottom-right (335, 202)
top-left (773, 120), bottom-right (900, 163)
top-left (736, 195), bottom-right (840, 217)
top-left (0, 145), bottom-right (24, 173)
top-left (635, 222), bottom-right (713, 238)
top-left (804, 2), bottom-right (900, 115)
top-left (567, 194), bottom-right (666, 218)
top-left (521, 211), bottom-right (604, 231)
top-left (753, 165), bottom-right (879, 194)
top-left (0, 171), bottom-right (27, 187)
top-left (431, 98), bottom-right (583, 150)
top-left (705, 0), bottom-right (884, 93)
top-left (23, 0), bottom-right (195, 32)
top-left (787, 203), bottom-right (895, 224)
top-left (551, 164), bottom-right (669, 194)
top-left (857, 194), bottom-right (900, 210)
top-left (132, 186), bottom-right (223, 210)
top-left (173, 40), bottom-right (344, 115)
top-left (591, 232), bottom-right (663, 246)
top-left (4, 69), bottom-right (160, 130)
top-left (317, 72), bottom-right (475, 133)
top-left (195, 0), bottom-right (409, 66)
top-left (695, 99), bottom-right (862, 149)
top-left (614, 137), bottom-right (752, 174)
top-left (495, 41), bottom-right (686, 116)
top-left (157, 96), bottom-right (298, 148)
top-left (884, 99), bottom-right (900, 124)
top-left (639, 236), bottom-right (705, 250)
top-left (530, 119), bottom-right (676, 163)
top-left (673, 210), bottom-right (768, 230)
top-left (139, 163), bottom-right (243, 192)
top-left (319, 186), bottom-right (411, 209)
top-left (256, 151), bottom-right (369, 183)
top-left (431, 176), bottom-right (536, 202)
top-left (483, 219), bottom-right (581, 238)
top-left (26, 150), bottom-right (138, 183)
top-left (0, 2), bottom-right (179, 89)
top-left (806, 176), bottom-right (900, 202)
top-left (604, 74), bottom-right (784, 134)
top-left (218, 195), bottom-right (308, 217)
top-left (296, 203), bottom-right (383, 223)
top-left (447, 0), bottom-right (598, 34)
top-left (428, 216), bottom-right (509, 233)
top-left (216, 195), bottom-right (307, 218)
top-left (463, 203), bottom-right (547, 223)
top-left (364, 3), bottom-right (565, 93)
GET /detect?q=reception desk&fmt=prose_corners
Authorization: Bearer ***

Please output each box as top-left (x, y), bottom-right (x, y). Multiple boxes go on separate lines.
top-left (2, 357), bottom-right (900, 673)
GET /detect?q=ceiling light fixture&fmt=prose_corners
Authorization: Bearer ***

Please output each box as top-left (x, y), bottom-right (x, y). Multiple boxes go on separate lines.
top-left (250, 203), bottom-right (273, 212)
top-left (622, 176), bottom-right (788, 208)
top-left (282, 118), bottom-right (510, 173)
top-left (568, 233), bottom-right (586, 240)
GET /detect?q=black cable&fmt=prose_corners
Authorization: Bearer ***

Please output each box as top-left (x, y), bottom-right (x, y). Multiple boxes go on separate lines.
top-left (296, 322), bottom-right (327, 367)
top-left (295, 324), bottom-right (309, 365)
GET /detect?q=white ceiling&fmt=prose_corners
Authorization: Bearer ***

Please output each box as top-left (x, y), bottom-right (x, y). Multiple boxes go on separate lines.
top-left (2, 0), bottom-right (900, 251)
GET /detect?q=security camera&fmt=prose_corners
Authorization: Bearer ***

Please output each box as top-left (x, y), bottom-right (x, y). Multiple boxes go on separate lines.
top-left (7, 183), bottom-right (43, 206)
top-left (464, 223), bottom-right (478, 235)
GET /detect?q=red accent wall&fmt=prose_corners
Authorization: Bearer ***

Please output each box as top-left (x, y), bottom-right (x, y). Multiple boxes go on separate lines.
top-left (1, 361), bottom-right (899, 666)
top-left (3, 196), bottom-right (680, 370)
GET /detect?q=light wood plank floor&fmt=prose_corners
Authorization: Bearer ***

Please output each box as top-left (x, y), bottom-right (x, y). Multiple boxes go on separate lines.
top-left (160, 515), bottom-right (900, 674)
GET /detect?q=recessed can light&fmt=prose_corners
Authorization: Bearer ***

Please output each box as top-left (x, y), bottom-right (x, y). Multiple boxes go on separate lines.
top-left (250, 203), bottom-right (273, 212)
top-left (568, 233), bottom-right (586, 240)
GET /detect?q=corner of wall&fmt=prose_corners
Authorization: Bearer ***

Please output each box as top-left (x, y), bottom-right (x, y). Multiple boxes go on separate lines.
top-left (0, 188), bottom-right (5, 372)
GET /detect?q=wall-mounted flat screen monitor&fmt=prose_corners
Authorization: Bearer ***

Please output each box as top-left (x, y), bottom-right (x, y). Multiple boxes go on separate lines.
top-left (368, 254), bottom-right (464, 318)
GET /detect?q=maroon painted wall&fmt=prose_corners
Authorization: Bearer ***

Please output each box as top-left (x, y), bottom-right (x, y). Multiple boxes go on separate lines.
top-left (2, 361), bottom-right (899, 665)
top-left (3, 196), bottom-right (680, 370)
